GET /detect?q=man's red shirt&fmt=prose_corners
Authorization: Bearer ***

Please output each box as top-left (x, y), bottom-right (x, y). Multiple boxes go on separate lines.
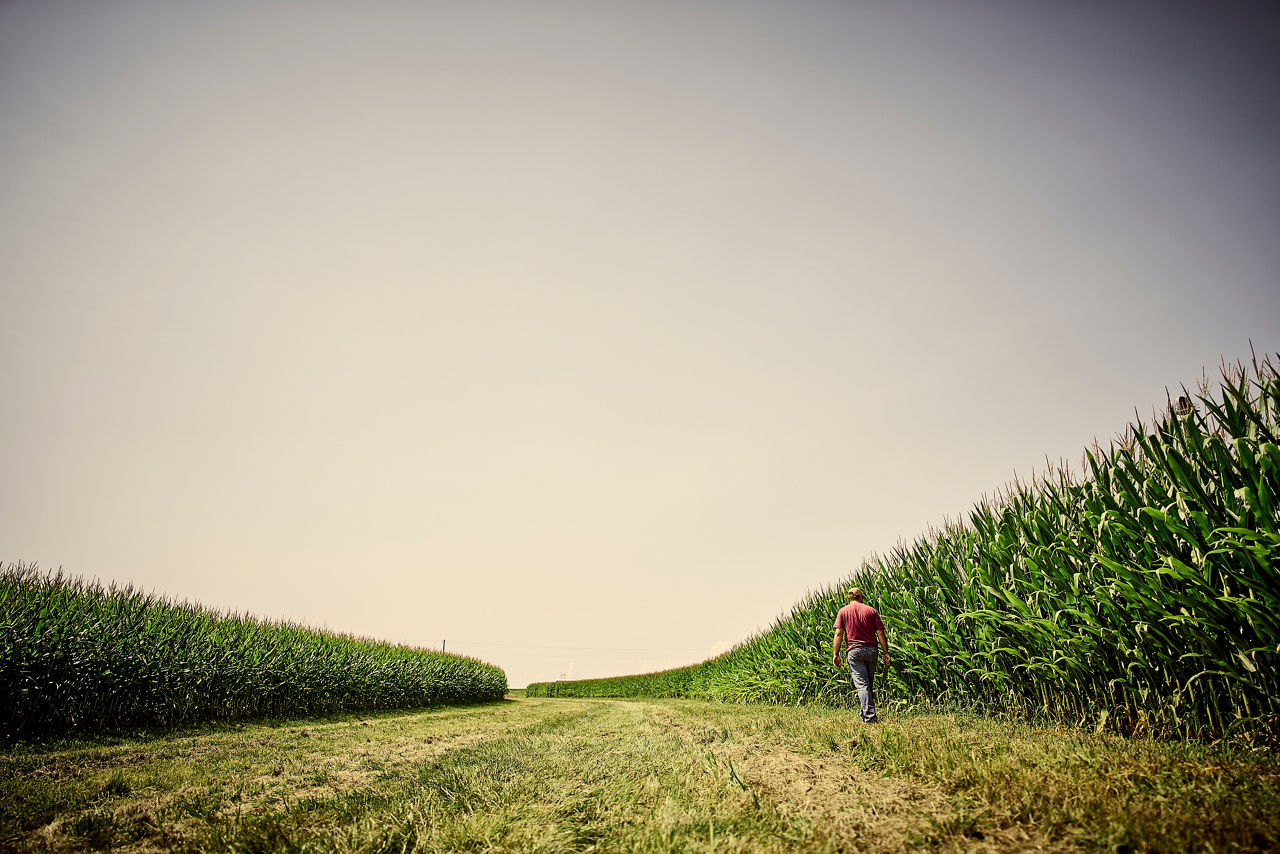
top-left (835, 601), bottom-right (885, 648)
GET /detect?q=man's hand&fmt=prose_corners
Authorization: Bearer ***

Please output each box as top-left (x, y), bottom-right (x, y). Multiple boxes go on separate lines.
top-left (876, 629), bottom-right (890, 668)
top-left (833, 654), bottom-right (842, 668)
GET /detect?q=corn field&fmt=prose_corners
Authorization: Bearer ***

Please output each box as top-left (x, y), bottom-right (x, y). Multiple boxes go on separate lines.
top-left (1, 566), bottom-right (507, 740)
top-left (530, 354), bottom-right (1280, 742)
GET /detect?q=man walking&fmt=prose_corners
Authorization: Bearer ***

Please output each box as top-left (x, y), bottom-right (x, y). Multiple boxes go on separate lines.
top-left (833, 587), bottom-right (890, 723)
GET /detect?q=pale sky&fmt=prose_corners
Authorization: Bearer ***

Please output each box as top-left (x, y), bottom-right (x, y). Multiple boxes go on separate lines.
top-left (3, 1), bottom-right (1278, 688)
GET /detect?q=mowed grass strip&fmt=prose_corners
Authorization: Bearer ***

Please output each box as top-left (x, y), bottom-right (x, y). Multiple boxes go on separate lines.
top-left (6, 697), bottom-right (1279, 852)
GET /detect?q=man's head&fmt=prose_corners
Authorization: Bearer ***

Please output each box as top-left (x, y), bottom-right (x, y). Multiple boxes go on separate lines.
top-left (847, 587), bottom-right (864, 602)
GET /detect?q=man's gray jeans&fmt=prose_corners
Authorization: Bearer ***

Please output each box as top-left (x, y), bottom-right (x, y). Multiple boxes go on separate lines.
top-left (847, 646), bottom-right (879, 723)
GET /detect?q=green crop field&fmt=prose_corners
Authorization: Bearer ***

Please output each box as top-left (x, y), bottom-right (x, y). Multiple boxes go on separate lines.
top-left (530, 355), bottom-right (1280, 746)
top-left (0, 566), bottom-right (507, 740)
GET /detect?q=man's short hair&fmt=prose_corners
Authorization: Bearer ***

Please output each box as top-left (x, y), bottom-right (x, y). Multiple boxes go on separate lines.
top-left (847, 587), bottom-right (864, 600)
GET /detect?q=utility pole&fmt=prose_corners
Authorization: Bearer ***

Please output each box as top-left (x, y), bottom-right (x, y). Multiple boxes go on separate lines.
top-left (442, 639), bottom-right (446, 652)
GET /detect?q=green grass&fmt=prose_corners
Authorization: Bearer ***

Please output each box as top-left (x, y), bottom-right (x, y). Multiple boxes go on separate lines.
top-left (3, 697), bottom-right (1276, 852)
top-left (1, 565), bottom-right (507, 740)
top-left (650, 699), bottom-right (1280, 851)
top-left (531, 353), bottom-right (1280, 744)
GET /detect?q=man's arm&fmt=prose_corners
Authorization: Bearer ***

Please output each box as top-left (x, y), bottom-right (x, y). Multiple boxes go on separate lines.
top-left (876, 628), bottom-right (889, 665)
top-left (833, 627), bottom-right (845, 667)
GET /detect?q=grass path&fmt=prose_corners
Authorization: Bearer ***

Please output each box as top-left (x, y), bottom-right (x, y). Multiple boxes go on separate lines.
top-left (3, 697), bottom-right (1277, 852)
